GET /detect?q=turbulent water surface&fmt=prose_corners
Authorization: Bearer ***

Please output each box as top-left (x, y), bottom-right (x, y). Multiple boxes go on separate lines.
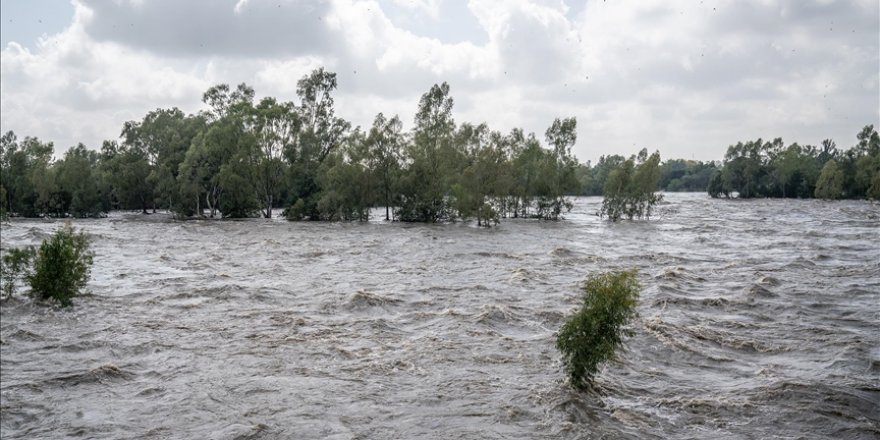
top-left (1, 194), bottom-right (878, 439)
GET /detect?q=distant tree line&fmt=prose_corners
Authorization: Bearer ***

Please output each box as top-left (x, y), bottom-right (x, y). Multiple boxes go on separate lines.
top-left (573, 156), bottom-right (717, 196)
top-left (707, 126), bottom-right (880, 200)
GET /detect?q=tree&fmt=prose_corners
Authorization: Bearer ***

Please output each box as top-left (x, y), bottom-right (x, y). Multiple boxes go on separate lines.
top-left (285, 68), bottom-right (350, 220)
top-left (397, 82), bottom-right (458, 222)
top-left (601, 149), bottom-right (663, 221)
top-left (1, 133), bottom-right (54, 217)
top-left (366, 113), bottom-right (404, 220)
top-left (539, 117), bottom-right (579, 219)
top-left (586, 154), bottom-right (626, 196)
top-left (27, 223), bottom-right (94, 307)
top-left (315, 129), bottom-right (373, 221)
top-left (814, 159), bottom-right (844, 199)
top-left (452, 126), bottom-right (513, 226)
top-left (250, 97), bottom-right (298, 218)
top-left (509, 132), bottom-right (544, 218)
top-left (122, 108), bottom-right (206, 215)
top-left (557, 270), bottom-right (640, 390)
top-left (56, 144), bottom-right (105, 217)
top-left (1, 246), bottom-right (36, 300)
top-left (853, 125), bottom-right (880, 199)
top-left (201, 83), bottom-right (255, 121)
top-left (100, 141), bottom-right (154, 213)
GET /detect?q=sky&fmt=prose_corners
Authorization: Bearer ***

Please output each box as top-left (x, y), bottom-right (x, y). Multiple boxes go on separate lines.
top-left (1, 0), bottom-right (878, 163)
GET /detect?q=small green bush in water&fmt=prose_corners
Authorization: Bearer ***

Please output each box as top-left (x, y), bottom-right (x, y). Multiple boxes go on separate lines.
top-left (27, 223), bottom-right (94, 307)
top-left (556, 270), bottom-right (640, 390)
top-left (1, 246), bottom-right (36, 300)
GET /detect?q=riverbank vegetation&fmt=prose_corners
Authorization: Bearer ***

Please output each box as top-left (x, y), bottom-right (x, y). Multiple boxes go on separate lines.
top-left (1, 68), bottom-right (877, 222)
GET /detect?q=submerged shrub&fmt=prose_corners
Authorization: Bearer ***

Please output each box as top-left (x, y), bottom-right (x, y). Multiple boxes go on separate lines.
top-left (27, 223), bottom-right (94, 307)
top-left (1, 246), bottom-right (36, 300)
top-left (556, 270), bottom-right (640, 390)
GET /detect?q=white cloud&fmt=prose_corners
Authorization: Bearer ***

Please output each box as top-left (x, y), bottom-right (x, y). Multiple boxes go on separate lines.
top-left (0, 0), bottom-right (877, 161)
top-left (389, 0), bottom-right (443, 18)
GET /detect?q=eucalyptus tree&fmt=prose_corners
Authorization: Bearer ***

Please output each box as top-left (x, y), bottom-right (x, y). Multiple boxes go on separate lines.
top-left (716, 139), bottom-right (773, 198)
top-left (539, 117), bottom-right (579, 219)
top-left (55, 144), bottom-right (105, 217)
top-left (178, 83), bottom-right (256, 217)
top-left (366, 113), bottom-right (404, 220)
top-left (770, 143), bottom-right (819, 198)
top-left (601, 149), bottom-right (663, 221)
top-left (286, 68), bottom-right (349, 220)
top-left (122, 108), bottom-right (206, 213)
top-left (316, 128), bottom-right (374, 221)
top-left (397, 82), bottom-right (458, 222)
top-left (453, 128), bottom-right (512, 226)
top-left (248, 97), bottom-right (298, 218)
top-left (510, 132), bottom-right (544, 218)
top-left (191, 82), bottom-right (261, 218)
top-left (587, 154), bottom-right (626, 196)
top-left (202, 83), bottom-right (255, 121)
top-left (0, 132), bottom-right (53, 217)
top-left (814, 160), bottom-right (844, 199)
top-left (853, 125), bottom-right (880, 199)
top-left (100, 140), bottom-right (153, 213)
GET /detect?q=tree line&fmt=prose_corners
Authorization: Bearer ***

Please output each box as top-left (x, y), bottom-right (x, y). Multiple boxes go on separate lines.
top-left (1, 69), bottom-right (589, 225)
top-left (707, 126), bottom-right (880, 199)
top-left (1, 67), bottom-right (877, 223)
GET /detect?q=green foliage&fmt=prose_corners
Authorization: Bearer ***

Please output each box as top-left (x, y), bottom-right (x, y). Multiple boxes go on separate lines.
top-left (27, 224), bottom-right (94, 307)
top-left (657, 159), bottom-right (718, 192)
top-left (709, 126), bottom-right (879, 200)
top-left (1, 246), bottom-right (36, 299)
top-left (100, 140), bottom-right (153, 213)
top-left (814, 160), bottom-right (844, 199)
top-left (556, 270), bottom-right (640, 390)
top-left (397, 82), bottom-right (459, 222)
top-left (601, 149), bottom-right (663, 222)
top-left (315, 132), bottom-right (373, 221)
top-left (56, 144), bottom-right (105, 217)
top-left (707, 170), bottom-right (727, 198)
top-left (122, 107), bottom-right (206, 216)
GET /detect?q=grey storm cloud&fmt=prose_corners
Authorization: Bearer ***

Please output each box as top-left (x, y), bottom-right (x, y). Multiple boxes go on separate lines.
top-left (0, 0), bottom-right (877, 161)
top-left (80, 0), bottom-right (339, 57)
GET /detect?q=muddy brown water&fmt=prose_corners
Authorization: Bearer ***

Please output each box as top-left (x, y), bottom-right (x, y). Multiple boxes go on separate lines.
top-left (1, 193), bottom-right (878, 439)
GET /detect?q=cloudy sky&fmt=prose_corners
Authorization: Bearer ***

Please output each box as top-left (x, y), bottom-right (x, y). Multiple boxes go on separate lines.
top-left (1, 0), bottom-right (877, 162)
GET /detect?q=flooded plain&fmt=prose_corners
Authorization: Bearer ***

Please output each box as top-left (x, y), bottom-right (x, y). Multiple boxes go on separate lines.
top-left (1, 193), bottom-right (878, 439)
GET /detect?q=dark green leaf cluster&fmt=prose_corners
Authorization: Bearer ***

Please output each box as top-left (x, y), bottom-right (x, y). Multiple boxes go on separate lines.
top-left (27, 223), bottom-right (94, 307)
top-left (600, 149), bottom-right (664, 222)
top-left (556, 270), bottom-right (640, 390)
top-left (708, 126), bottom-right (880, 200)
top-left (1, 246), bottom-right (36, 300)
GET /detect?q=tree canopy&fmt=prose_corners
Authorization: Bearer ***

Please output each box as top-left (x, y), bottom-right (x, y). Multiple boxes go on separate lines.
top-left (1, 68), bottom-right (877, 223)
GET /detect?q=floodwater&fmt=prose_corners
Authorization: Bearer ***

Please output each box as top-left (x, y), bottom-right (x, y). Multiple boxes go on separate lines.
top-left (1, 193), bottom-right (878, 439)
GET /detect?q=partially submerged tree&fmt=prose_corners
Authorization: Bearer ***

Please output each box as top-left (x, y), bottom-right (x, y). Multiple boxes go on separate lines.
top-left (814, 159), bottom-right (844, 200)
top-left (1, 246), bottom-right (36, 300)
top-left (600, 149), bottom-right (663, 221)
top-left (28, 223), bottom-right (94, 307)
top-left (557, 270), bottom-right (641, 390)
